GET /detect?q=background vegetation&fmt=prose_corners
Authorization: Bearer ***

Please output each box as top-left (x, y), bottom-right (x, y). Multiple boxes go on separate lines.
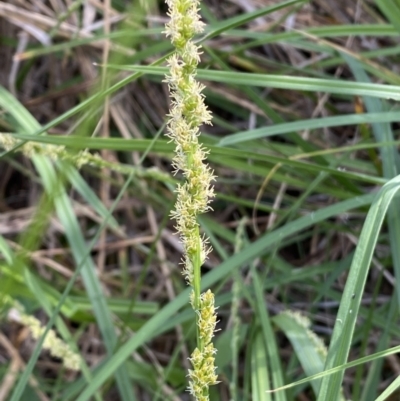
top-left (1, 0), bottom-right (400, 400)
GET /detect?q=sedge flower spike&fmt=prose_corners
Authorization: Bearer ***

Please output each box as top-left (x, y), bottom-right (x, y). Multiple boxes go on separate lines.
top-left (164, 0), bottom-right (218, 399)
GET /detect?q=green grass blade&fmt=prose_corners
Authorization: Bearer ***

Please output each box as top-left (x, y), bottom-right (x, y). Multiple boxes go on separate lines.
top-left (269, 344), bottom-right (400, 394)
top-left (109, 65), bottom-right (400, 100)
top-left (274, 312), bottom-right (326, 397)
top-left (344, 54), bottom-right (400, 308)
top-left (201, 0), bottom-right (305, 41)
top-left (251, 331), bottom-right (272, 401)
top-left (374, 375), bottom-right (400, 401)
top-left (317, 175), bottom-right (400, 401)
top-left (376, 0), bottom-right (400, 34)
top-left (361, 296), bottom-right (397, 401)
top-left (252, 266), bottom-right (287, 401)
top-left (218, 111), bottom-right (400, 145)
top-left (344, 53), bottom-right (400, 401)
top-left (58, 161), bottom-right (121, 233)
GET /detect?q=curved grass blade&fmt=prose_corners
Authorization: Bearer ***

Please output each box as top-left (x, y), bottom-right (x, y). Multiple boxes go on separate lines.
top-left (268, 343), bottom-right (400, 394)
top-left (317, 174), bottom-right (400, 401)
top-left (344, 54), bottom-right (400, 401)
top-left (108, 65), bottom-right (400, 101)
top-left (218, 111), bottom-right (400, 146)
top-left (376, 0), bottom-right (400, 34)
top-left (374, 374), bottom-right (400, 401)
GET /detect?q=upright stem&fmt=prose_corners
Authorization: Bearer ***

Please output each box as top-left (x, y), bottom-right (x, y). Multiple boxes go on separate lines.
top-left (192, 230), bottom-right (202, 349)
top-left (164, 1), bottom-right (219, 399)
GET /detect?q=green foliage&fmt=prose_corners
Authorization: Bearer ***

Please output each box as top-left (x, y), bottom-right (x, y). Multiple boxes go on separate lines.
top-left (1, 0), bottom-right (400, 400)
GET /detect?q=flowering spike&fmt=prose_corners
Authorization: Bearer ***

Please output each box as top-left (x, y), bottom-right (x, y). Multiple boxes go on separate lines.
top-left (164, 0), bottom-right (218, 399)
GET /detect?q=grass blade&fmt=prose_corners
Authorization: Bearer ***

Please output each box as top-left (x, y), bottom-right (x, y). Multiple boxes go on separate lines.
top-left (317, 174), bottom-right (400, 401)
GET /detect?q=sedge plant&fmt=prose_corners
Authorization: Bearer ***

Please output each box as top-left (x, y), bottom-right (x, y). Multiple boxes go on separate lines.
top-left (164, 0), bottom-right (218, 399)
